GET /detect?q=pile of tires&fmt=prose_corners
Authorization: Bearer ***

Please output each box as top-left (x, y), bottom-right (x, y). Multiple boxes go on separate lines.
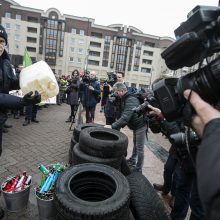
top-left (72, 127), bottom-right (128, 170)
top-left (68, 123), bottom-right (103, 165)
top-left (54, 163), bottom-right (131, 220)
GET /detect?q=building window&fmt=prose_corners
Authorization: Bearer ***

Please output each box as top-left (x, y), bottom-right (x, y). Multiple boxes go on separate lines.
top-left (71, 38), bottom-right (75, 44)
top-left (143, 50), bottom-right (153, 56)
top-left (27, 47), bottom-right (36, 52)
top-left (91, 32), bottom-right (102, 38)
top-left (80, 30), bottom-right (85, 36)
top-left (136, 41), bottom-right (142, 47)
top-left (88, 60), bottom-right (99, 66)
top-left (102, 60), bottom-right (108, 67)
top-left (78, 39), bottom-right (84, 45)
top-left (5, 23), bottom-right (10, 29)
top-left (15, 24), bottom-right (21, 31)
top-left (133, 66), bottom-right (139, 71)
top-left (78, 48), bottom-right (84, 54)
top-left (5, 12), bottom-right (11, 18)
top-left (27, 16), bottom-right (38, 23)
top-left (105, 36), bottom-right (111, 43)
top-left (70, 47), bottom-right (75, 53)
top-left (78, 58), bottom-right (82, 63)
top-left (142, 59), bottom-right (152, 65)
top-left (15, 34), bottom-right (20, 41)
top-left (27, 37), bottom-right (37, 43)
top-left (27, 27), bottom-right (37, 33)
top-left (144, 41), bottom-right (155, 47)
top-left (69, 57), bottom-right (74, 62)
top-left (141, 67), bottom-right (151, 73)
top-left (16, 14), bottom-right (21, 20)
top-left (89, 51), bottom-right (100, 57)
top-left (15, 44), bottom-right (19, 49)
top-left (90, 41), bottom-right (101, 48)
top-left (71, 28), bottom-right (76, 34)
top-left (139, 84), bottom-right (149, 89)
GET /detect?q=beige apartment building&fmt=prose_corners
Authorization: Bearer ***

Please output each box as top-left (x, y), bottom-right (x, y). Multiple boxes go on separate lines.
top-left (0, 0), bottom-right (175, 88)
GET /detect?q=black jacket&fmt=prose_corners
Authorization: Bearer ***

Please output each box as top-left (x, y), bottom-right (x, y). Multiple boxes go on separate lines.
top-left (196, 118), bottom-right (220, 220)
top-left (111, 92), bottom-right (146, 130)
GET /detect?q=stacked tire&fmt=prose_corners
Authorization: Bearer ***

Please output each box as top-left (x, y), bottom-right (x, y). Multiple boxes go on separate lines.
top-left (54, 163), bottom-right (131, 220)
top-left (69, 123), bottom-right (103, 165)
top-left (72, 127), bottom-right (128, 170)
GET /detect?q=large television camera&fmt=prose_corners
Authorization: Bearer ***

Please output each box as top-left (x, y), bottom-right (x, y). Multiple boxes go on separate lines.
top-left (153, 5), bottom-right (220, 123)
top-left (82, 71), bottom-right (91, 85)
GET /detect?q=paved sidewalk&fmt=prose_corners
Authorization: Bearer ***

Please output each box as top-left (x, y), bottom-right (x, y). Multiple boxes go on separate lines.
top-left (0, 103), bottom-right (171, 219)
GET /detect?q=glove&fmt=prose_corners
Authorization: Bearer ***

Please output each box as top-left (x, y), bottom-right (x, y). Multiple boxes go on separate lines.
top-left (21, 91), bottom-right (41, 106)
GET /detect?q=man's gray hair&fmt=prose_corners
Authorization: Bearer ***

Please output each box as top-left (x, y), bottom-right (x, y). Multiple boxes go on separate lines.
top-left (113, 82), bottom-right (127, 92)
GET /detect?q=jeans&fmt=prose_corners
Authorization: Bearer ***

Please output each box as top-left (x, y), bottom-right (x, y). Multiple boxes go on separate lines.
top-left (130, 125), bottom-right (147, 172)
top-left (164, 153), bottom-right (178, 195)
top-left (171, 165), bottom-right (204, 220)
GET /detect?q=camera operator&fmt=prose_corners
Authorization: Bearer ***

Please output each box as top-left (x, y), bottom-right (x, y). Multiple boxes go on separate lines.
top-left (184, 89), bottom-right (220, 220)
top-left (81, 71), bottom-right (100, 123)
top-left (147, 103), bottom-right (204, 219)
top-left (104, 71), bottom-right (126, 125)
top-left (0, 24), bottom-right (41, 219)
top-left (105, 82), bottom-right (148, 172)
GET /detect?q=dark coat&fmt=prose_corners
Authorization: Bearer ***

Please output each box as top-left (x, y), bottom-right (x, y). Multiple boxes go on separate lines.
top-left (196, 118), bottom-right (220, 220)
top-left (81, 79), bottom-right (100, 108)
top-left (66, 77), bottom-right (80, 105)
top-left (111, 92), bottom-right (146, 131)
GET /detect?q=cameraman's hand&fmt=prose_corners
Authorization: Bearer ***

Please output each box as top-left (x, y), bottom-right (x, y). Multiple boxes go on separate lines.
top-left (184, 90), bottom-right (220, 137)
top-left (88, 85), bottom-right (94, 91)
top-left (21, 91), bottom-right (41, 106)
top-left (147, 104), bottom-right (161, 116)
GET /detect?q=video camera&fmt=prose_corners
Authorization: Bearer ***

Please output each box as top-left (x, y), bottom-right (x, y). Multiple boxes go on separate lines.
top-left (153, 5), bottom-right (220, 123)
top-left (82, 71), bottom-right (91, 85)
top-left (106, 71), bottom-right (117, 87)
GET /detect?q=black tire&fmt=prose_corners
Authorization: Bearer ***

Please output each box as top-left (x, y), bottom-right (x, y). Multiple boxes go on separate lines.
top-left (120, 156), bottom-right (131, 176)
top-left (72, 143), bottom-right (122, 169)
top-left (68, 136), bottom-right (77, 165)
top-left (54, 163), bottom-right (130, 220)
top-left (79, 127), bottom-right (128, 158)
top-left (74, 123), bottom-right (103, 142)
top-left (127, 172), bottom-right (171, 220)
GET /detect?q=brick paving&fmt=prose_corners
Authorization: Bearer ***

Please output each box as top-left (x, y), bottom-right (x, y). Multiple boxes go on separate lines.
top-left (0, 103), bottom-right (174, 219)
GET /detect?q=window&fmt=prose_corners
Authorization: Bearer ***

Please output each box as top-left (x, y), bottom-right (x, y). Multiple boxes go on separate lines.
top-left (89, 51), bottom-right (100, 57)
top-left (133, 66), bottom-right (139, 71)
top-left (90, 41), bottom-right (101, 48)
top-left (88, 60), bottom-right (99, 66)
top-left (69, 57), bottom-right (74, 62)
top-left (80, 30), bottom-right (85, 36)
top-left (141, 67), bottom-right (151, 73)
top-left (143, 50), bottom-right (153, 56)
top-left (5, 23), bottom-right (10, 29)
top-left (144, 41), bottom-right (155, 47)
top-left (71, 38), bottom-right (75, 44)
top-left (27, 47), bottom-right (36, 52)
top-left (139, 84), bottom-right (149, 89)
top-left (102, 60), bottom-right (108, 67)
top-left (78, 58), bottom-right (82, 63)
top-left (15, 44), bottom-right (19, 49)
top-left (27, 37), bottom-right (37, 43)
top-left (71, 28), bottom-right (76, 34)
top-left (136, 41), bottom-right (142, 47)
top-left (70, 47), bottom-right (75, 53)
top-left (16, 14), bottom-right (21, 20)
top-left (78, 39), bottom-right (84, 45)
top-left (142, 59), bottom-right (152, 65)
top-left (78, 48), bottom-right (84, 54)
top-left (5, 12), bottom-right (11, 18)
top-left (105, 36), bottom-right (111, 43)
top-left (15, 24), bottom-right (21, 31)
top-left (27, 16), bottom-right (38, 23)
top-left (91, 32), bottom-right (102, 38)
top-left (15, 34), bottom-right (20, 41)
top-left (27, 27), bottom-right (37, 33)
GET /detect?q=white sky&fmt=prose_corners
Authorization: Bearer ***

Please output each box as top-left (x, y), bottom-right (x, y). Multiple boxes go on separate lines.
top-left (15, 0), bottom-right (218, 38)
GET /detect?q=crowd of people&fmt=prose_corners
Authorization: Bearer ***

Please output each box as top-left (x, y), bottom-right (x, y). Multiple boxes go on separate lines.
top-left (1, 21), bottom-right (220, 220)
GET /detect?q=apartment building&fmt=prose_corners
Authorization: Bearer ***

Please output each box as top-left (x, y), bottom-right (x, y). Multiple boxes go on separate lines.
top-left (0, 0), bottom-right (175, 88)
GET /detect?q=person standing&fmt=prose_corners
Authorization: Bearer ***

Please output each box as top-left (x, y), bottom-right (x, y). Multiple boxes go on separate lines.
top-left (0, 24), bottom-right (41, 219)
top-left (65, 69), bottom-right (80, 123)
top-left (82, 71), bottom-right (100, 123)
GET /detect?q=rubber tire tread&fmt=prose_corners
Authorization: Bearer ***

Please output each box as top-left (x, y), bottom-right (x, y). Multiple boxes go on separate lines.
top-left (79, 127), bottom-right (128, 158)
top-left (72, 143), bottom-right (122, 169)
top-left (73, 123), bottom-right (103, 142)
top-left (54, 164), bottom-right (130, 220)
top-left (68, 136), bottom-right (77, 165)
top-left (127, 172), bottom-right (171, 220)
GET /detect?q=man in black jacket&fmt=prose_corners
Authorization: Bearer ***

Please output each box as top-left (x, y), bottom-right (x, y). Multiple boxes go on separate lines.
top-left (184, 89), bottom-right (220, 220)
top-left (0, 25), bottom-right (41, 219)
top-left (108, 82), bottom-right (147, 172)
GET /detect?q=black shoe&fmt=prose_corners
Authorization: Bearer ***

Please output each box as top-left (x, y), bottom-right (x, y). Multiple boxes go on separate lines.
top-left (153, 183), bottom-right (169, 195)
top-left (23, 120), bottom-right (30, 126)
top-left (66, 117), bottom-right (72, 123)
top-left (126, 158), bottom-right (136, 166)
top-left (4, 123), bottom-right (12, 128)
top-left (0, 207), bottom-right (4, 219)
top-left (31, 119), bottom-right (39, 123)
top-left (3, 128), bottom-right (8, 133)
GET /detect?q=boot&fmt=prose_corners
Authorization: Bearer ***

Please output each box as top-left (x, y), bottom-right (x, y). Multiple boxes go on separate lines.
top-left (65, 116), bottom-right (72, 123)
top-left (31, 118), bottom-right (39, 123)
top-left (23, 119), bottom-right (30, 126)
top-left (0, 207), bottom-right (4, 219)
